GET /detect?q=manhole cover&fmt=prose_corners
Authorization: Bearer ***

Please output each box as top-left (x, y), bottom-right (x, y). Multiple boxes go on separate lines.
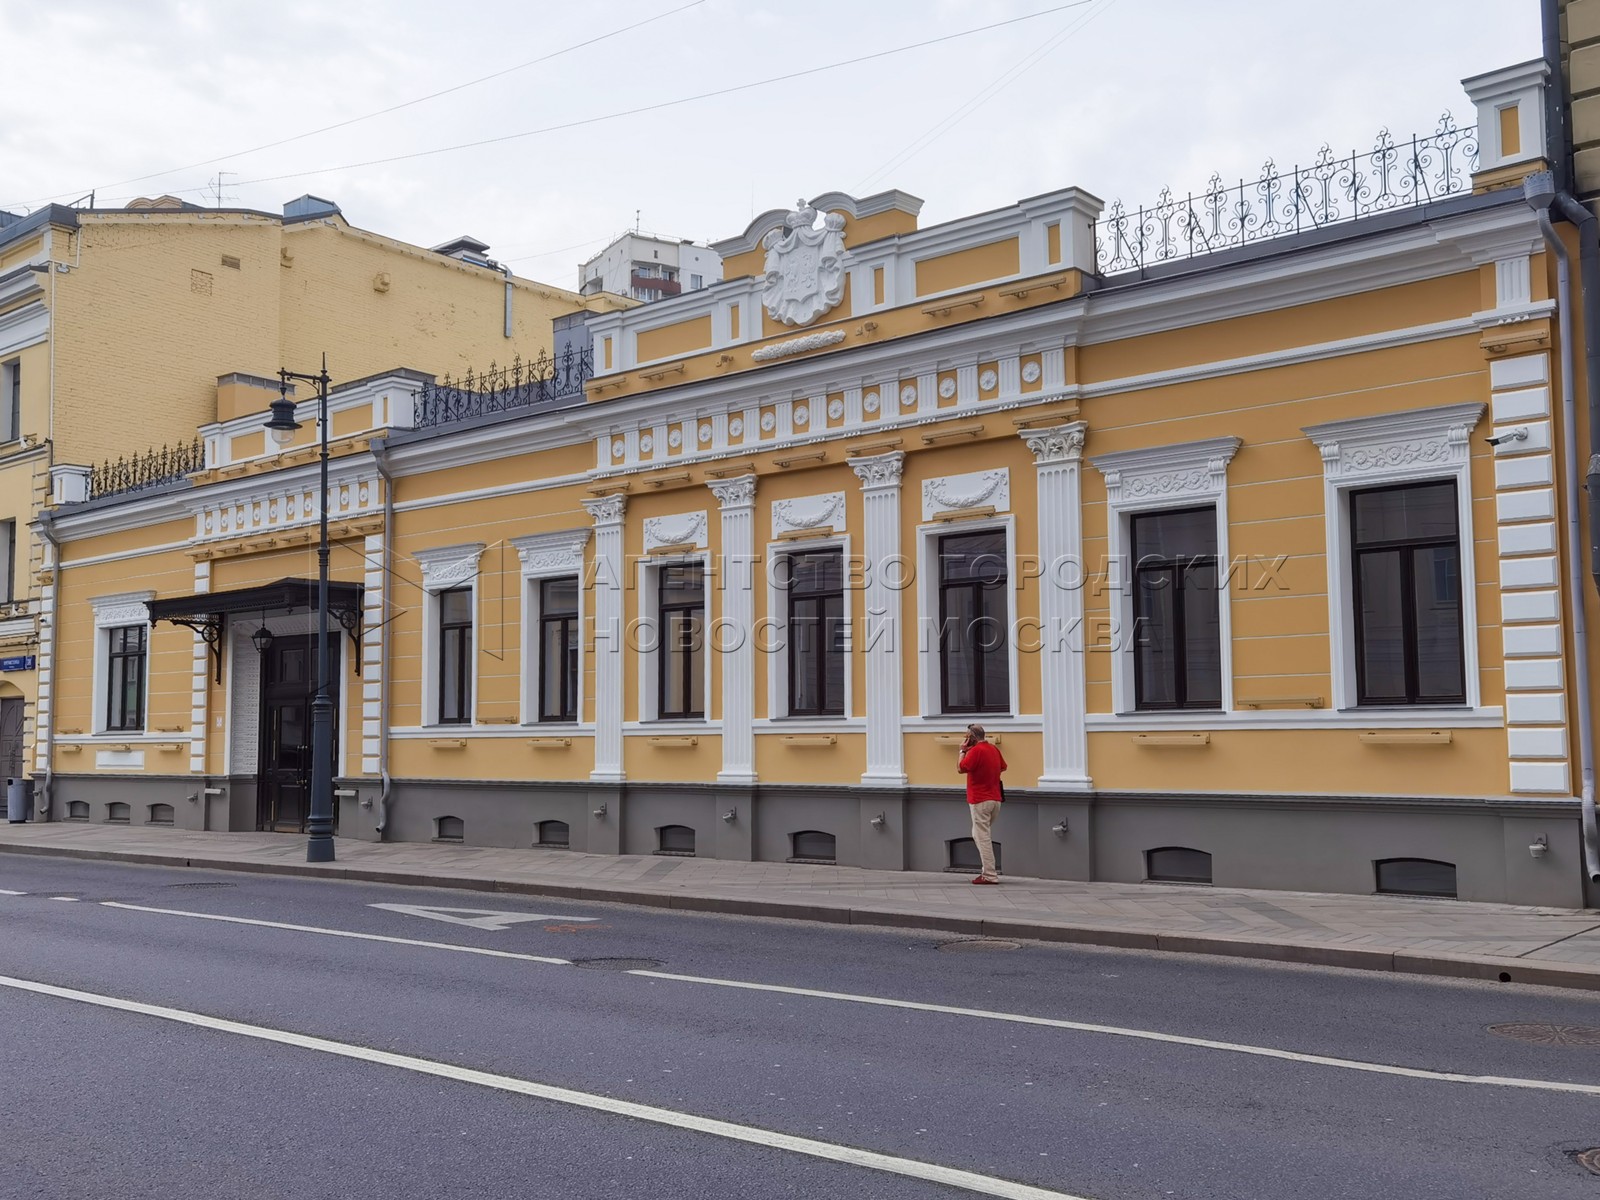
top-left (937, 939), bottom-right (1021, 953)
top-left (1573, 1148), bottom-right (1600, 1176)
top-left (162, 882), bottom-right (236, 889)
top-left (1487, 1023), bottom-right (1600, 1047)
top-left (571, 957), bottom-right (663, 971)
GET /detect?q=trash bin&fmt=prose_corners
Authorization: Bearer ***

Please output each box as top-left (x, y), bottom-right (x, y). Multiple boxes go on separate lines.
top-left (6, 777), bottom-right (32, 824)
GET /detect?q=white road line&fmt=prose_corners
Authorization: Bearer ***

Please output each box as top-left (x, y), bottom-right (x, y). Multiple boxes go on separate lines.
top-left (100, 902), bottom-right (571, 966)
top-left (0, 889), bottom-right (25, 895)
top-left (50, 897), bottom-right (78, 902)
top-left (83, 898), bottom-right (1600, 1096)
top-left (0, 971), bottom-right (1088, 1200)
top-left (628, 969), bottom-right (1600, 1097)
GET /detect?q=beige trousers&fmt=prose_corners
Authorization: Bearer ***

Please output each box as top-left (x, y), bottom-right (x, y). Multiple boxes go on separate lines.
top-left (969, 800), bottom-right (1001, 880)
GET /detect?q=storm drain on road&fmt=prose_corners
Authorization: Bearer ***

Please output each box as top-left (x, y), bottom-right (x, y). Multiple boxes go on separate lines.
top-left (936, 939), bottom-right (1021, 953)
top-left (1487, 1022), bottom-right (1600, 1047)
top-left (572, 957), bottom-right (664, 972)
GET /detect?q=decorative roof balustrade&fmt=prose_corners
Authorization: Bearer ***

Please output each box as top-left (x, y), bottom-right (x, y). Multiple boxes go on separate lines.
top-left (1095, 117), bottom-right (1480, 274)
top-left (89, 437), bottom-right (204, 500)
top-left (413, 345), bottom-right (593, 430)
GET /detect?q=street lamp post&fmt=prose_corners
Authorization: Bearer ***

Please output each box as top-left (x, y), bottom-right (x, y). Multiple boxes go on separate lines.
top-left (264, 355), bottom-right (336, 864)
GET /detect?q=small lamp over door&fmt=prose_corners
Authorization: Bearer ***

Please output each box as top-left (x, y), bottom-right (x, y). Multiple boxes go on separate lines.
top-left (251, 626), bottom-right (275, 656)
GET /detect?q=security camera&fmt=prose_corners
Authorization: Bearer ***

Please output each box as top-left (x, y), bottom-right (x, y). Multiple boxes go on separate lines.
top-left (1485, 427), bottom-right (1529, 446)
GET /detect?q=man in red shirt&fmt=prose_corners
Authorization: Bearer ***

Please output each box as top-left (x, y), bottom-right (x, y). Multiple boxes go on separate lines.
top-left (957, 723), bottom-right (1007, 884)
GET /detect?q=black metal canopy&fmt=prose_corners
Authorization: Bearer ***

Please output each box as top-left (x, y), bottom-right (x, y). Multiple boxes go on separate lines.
top-left (146, 578), bottom-right (364, 682)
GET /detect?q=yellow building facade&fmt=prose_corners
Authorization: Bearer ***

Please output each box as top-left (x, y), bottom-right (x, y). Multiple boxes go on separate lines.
top-left (35, 60), bottom-right (1600, 905)
top-left (0, 195), bottom-right (622, 794)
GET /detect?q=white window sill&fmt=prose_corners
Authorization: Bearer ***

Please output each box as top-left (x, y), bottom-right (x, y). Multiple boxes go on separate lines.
top-left (1086, 707), bottom-right (1503, 732)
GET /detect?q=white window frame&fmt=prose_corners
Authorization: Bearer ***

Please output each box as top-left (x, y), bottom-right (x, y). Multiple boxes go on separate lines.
top-left (916, 514), bottom-right (1020, 719)
top-left (0, 358), bottom-right (19, 444)
top-left (1090, 437), bottom-right (1241, 715)
top-left (1303, 403), bottom-right (1485, 712)
top-left (765, 533), bottom-right (854, 722)
top-left (636, 551), bottom-right (713, 725)
top-left (415, 543), bottom-right (484, 727)
top-left (510, 529), bottom-right (591, 726)
top-left (91, 591), bottom-right (154, 735)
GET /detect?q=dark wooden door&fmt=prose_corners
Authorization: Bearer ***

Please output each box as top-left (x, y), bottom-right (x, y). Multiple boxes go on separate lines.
top-left (257, 635), bottom-right (338, 833)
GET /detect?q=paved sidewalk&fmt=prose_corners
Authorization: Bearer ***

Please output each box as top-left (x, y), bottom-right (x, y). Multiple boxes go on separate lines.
top-left (6, 821), bottom-right (1600, 992)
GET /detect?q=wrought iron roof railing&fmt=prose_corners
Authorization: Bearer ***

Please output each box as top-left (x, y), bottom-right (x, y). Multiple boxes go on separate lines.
top-left (1095, 116), bottom-right (1479, 275)
top-left (414, 345), bottom-right (593, 430)
top-left (89, 437), bottom-right (204, 500)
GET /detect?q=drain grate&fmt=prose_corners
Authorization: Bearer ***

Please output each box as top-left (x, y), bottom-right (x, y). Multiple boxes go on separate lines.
top-left (937, 939), bottom-right (1021, 953)
top-left (1574, 1148), bottom-right (1600, 1176)
top-left (1487, 1023), bottom-right (1600, 1047)
top-left (572, 957), bottom-right (664, 972)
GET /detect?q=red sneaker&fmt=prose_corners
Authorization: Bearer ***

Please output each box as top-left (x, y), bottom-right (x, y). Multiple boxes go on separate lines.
top-left (971, 876), bottom-right (999, 885)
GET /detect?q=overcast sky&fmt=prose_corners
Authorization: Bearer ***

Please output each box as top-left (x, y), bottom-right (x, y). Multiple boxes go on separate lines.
top-left (2, 0), bottom-right (1538, 289)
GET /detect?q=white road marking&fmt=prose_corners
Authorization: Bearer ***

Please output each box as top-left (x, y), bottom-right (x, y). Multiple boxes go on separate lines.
top-left (100, 902), bottom-right (571, 965)
top-left (0, 971), bottom-right (1089, 1200)
top-left (79, 897), bottom-right (1600, 1096)
top-left (0, 889), bottom-right (25, 895)
top-left (49, 897), bottom-right (78, 902)
top-left (628, 969), bottom-right (1600, 1097)
top-left (369, 902), bottom-right (597, 930)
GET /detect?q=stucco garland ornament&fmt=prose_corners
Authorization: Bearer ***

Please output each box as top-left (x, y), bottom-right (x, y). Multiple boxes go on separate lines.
top-left (762, 200), bottom-right (848, 327)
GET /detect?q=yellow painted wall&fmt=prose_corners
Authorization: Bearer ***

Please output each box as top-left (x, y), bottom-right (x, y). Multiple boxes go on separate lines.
top-left (914, 238), bottom-right (1021, 296)
top-left (636, 314), bottom-right (713, 364)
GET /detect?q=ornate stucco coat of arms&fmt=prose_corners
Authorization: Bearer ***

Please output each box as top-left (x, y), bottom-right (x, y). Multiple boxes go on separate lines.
top-left (762, 200), bottom-right (847, 326)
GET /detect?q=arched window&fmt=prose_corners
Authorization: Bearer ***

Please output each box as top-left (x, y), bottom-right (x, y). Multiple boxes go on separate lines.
top-left (1146, 846), bottom-right (1212, 884)
top-left (1375, 858), bottom-right (1456, 898)
top-left (435, 815), bottom-right (464, 842)
top-left (949, 837), bottom-right (1002, 873)
top-left (107, 802), bottom-right (130, 824)
top-left (658, 825), bottom-right (695, 856)
top-left (535, 819), bottom-right (570, 848)
top-left (790, 830), bottom-right (837, 863)
top-left (147, 803), bottom-right (174, 825)
top-left (66, 801), bottom-right (89, 821)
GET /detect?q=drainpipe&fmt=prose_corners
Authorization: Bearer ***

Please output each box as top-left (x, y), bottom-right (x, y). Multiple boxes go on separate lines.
top-left (33, 510), bottom-right (60, 823)
top-left (370, 439), bottom-right (395, 839)
top-left (1525, 171), bottom-right (1600, 882)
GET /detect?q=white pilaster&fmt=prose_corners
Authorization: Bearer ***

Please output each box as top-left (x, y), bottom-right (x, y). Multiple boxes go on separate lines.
top-left (188, 560), bottom-right (211, 776)
top-left (851, 451), bottom-right (907, 786)
top-left (361, 532), bottom-right (385, 776)
top-left (1023, 422), bottom-right (1092, 790)
top-left (709, 475), bottom-right (758, 785)
top-left (583, 494), bottom-right (628, 783)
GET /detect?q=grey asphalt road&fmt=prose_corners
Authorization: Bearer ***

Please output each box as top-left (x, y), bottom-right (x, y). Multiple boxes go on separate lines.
top-left (4, 855), bottom-right (1600, 1199)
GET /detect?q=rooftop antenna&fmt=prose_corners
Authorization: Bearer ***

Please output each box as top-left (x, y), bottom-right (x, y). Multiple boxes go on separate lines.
top-left (634, 208), bottom-right (640, 234)
top-left (207, 172), bottom-right (236, 207)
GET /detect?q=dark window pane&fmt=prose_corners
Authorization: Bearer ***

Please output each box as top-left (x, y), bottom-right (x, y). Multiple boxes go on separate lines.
top-left (541, 576), bottom-right (578, 616)
top-left (1147, 847), bottom-right (1212, 883)
top-left (792, 830), bottom-right (836, 861)
top-left (941, 584), bottom-right (978, 711)
top-left (1351, 482), bottom-right (1464, 706)
top-left (1353, 482), bottom-right (1457, 546)
top-left (940, 531), bottom-right (1008, 584)
top-left (658, 824), bottom-right (695, 854)
top-left (660, 565), bottom-right (703, 601)
top-left (1376, 858), bottom-right (1457, 898)
top-left (1356, 549), bottom-right (1406, 702)
top-left (1134, 567), bottom-right (1178, 708)
top-left (1132, 507), bottom-right (1216, 561)
top-left (1412, 545), bottom-right (1464, 702)
top-left (440, 587), bottom-right (472, 624)
top-left (1182, 560), bottom-right (1222, 706)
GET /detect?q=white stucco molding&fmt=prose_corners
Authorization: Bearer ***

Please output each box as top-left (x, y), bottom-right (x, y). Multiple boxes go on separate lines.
top-left (1302, 402), bottom-right (1483, 480)
top-left (510, 528), bottom-right (590, 577)
top-left (922, 468), bottom-right (1010, 520)
top-left (91, 590), bottom-right (155, 628)
top-left (413, 543), bottom-right (485, 592)
top-left (1090, 436), bottom-right (1241, 505)
top-left (772, 492), bottom-right (846, 537)
top-left (643, 510), bottom-right (709, 551)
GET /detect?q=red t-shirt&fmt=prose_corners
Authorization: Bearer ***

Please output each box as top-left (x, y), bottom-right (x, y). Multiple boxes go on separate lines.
top-left (958, 741), bottom-right (1007, 803)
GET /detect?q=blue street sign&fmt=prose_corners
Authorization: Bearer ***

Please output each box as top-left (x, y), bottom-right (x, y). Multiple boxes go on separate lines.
top-left (0, 656), bottom-right (36, 672)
